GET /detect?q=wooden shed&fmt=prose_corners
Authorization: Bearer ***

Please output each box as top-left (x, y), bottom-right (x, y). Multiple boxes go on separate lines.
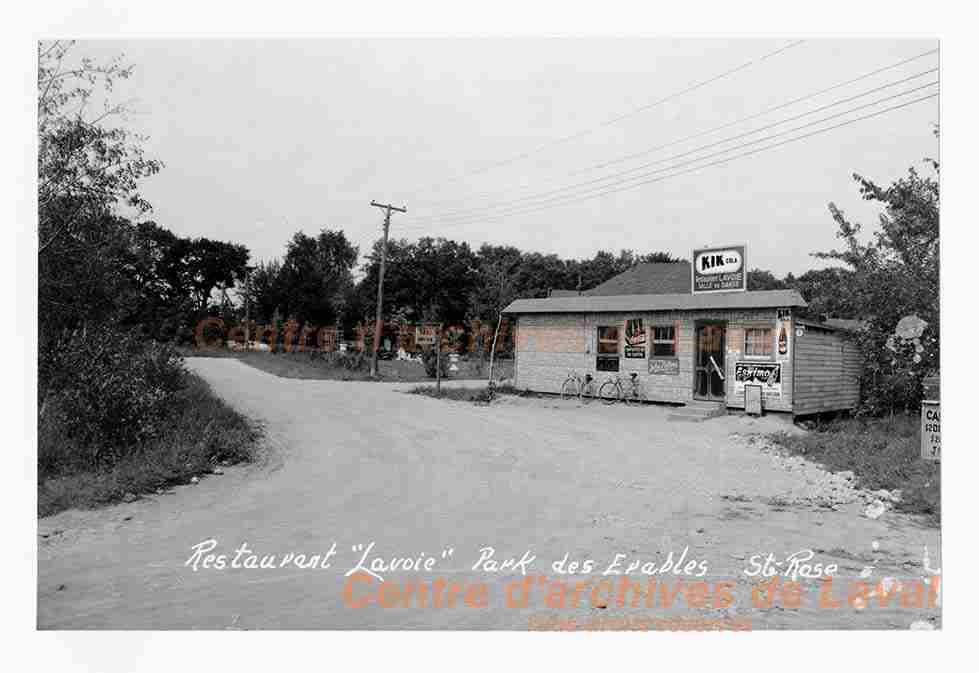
top-left (791, 319), bottom-right (862, 415)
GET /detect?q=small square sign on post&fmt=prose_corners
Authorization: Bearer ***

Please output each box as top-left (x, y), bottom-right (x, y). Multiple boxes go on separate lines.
top-left (921, 400), bottom-right (940, 461)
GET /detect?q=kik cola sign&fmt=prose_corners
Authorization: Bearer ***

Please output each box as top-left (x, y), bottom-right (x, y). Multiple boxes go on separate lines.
top-left (692, 245), bottom-right (747, 294)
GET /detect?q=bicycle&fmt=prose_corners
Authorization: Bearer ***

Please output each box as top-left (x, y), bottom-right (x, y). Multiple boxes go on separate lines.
top-left (599, 372), bottom-right (646, 406)
top-left (561, 370), bottom-right (596, 404)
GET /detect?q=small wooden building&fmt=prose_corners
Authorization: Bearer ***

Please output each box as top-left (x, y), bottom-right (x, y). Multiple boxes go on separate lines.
top-left (791, 319), bottom-right (862, 415)
top-left (502, 262), bottom-right (861, 417)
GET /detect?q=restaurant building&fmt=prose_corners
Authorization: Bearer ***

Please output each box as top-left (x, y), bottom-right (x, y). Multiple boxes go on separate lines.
top-left (502, 247), bottom-right (861, 416)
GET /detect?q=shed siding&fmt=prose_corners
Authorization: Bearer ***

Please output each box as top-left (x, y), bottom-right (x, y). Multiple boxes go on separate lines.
top-left (512, 308), bottom-right (794, 412)
top-left (792, 327), bottom-right (861, 415)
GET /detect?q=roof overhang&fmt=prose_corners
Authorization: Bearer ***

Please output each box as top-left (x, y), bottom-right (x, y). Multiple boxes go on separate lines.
top-left (502, 290), bottom-right (807, 314)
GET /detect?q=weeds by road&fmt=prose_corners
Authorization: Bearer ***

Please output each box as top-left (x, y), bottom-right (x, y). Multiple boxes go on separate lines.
top-left (39, 373), bottom-right (261, 517)
top-left (768, 415), bottom-right (940, 523)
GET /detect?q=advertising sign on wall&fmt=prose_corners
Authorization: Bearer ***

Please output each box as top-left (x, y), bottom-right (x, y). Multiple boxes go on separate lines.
top-left (777, 321), bottom-right (790, 360)
top-left (692, 244), bottom-right (747, 294)
top-left (624, 318), bottom-right (646, 358)
top-left (415, 324), bottom-right (439, 346)
top-left (734, 362), bottom-right (782, 398)
top-left (648, 358), bottom-right (680, 375)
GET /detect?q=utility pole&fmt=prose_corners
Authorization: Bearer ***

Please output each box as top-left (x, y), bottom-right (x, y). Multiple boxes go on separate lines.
top-left (243, 273), bottom-right (251, 351)
top-left (369, 200), bottom-right (407, 378)
top-left (435, 324), bottom-right (442, 396)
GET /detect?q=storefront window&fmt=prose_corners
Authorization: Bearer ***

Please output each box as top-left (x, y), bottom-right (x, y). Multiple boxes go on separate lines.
top-left (744, 328), bottom-right (773, 357)
top-left (596, 325), bottom-right (620, 371)
top-left (652, 326), bottom-right (675, 357)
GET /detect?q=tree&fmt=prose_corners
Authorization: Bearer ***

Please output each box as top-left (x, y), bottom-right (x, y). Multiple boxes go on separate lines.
top-left (183, 237), bottom-right (250, 315)
top-left (511, 251), bottom-right (571, 299)
top-left (277, 229), bottom-right (358, 326)
top-left (405, 237), bottom-right (479, 323)
top-left (39, 212), bottom-right (138, 337)
top-left (37, 41), bottom-right (163, 339)
top-left (115, 222), bottom-right (251, 337)
top-left (122, 221), bottom-right (193, 337)
top-left (356, 237), bottom-right (478, 325)
top-left (245, 260), bottom-right (285, 325)
top-left (576, 250), bottom-right (621, 290)
top-left (636, 251), bottom-right (683, 264)
top-left (469, 244), bottom-right (523, 326)
top-left (815, 157), bottom-right (939, 413)
top-left (747, 268), bottom-right (787, 291)
top-left (786, 267), bottom-right (859, 320)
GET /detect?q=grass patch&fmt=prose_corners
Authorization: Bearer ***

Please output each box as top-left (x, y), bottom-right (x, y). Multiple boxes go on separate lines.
top-left (227, 350), bottom-right (514, 383)
top-left (38, 373), bottom-right (262, 517)
top-left (768, 415), bottom-right (940, 523)
top-left (175, 346), bottom-right (237, 358)
top-left (409, 383), bottom-right (522, 403)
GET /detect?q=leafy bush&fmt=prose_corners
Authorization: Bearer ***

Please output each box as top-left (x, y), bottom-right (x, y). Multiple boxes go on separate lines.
top-left (816, 162), bottom-right (939, 416)
top-left (343, 351), bottom-right (368, 371)
top-left (39, 325), bottom-right (187, 472)
top-left (421, 346), bottom-right (449, 379)
top-left (39, 373), bottom-right (261, 516)
top-left (855, 316), bottom-right (937, 416)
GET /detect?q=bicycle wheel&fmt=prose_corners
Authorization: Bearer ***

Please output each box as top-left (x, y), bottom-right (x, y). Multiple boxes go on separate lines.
top-left (561, 378), bottom-right (579, 401)
top-left (580, 380), bottom-right (596, 404)
top-left (625, 384), bottom-right (646, 406)
top-left (598, 380), bottom-right (620, 405)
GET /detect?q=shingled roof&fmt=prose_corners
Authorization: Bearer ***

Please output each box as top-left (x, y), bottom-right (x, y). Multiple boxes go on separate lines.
top-left (584, 262), bottom-right (691, 296)
top-left (503, 289), bottom-right (807, 314)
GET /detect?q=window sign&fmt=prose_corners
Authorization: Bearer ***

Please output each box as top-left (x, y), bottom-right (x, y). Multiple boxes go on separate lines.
top-left (624, 318), bottom-right (646, 358)
top-left (596, 325), bottom-right (620, 372)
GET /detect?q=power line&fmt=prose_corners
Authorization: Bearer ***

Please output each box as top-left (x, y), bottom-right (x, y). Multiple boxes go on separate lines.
top-left (401, 92), bottom-right (938, 230)
top-left (408, 69), bottom-right (938, 224)
top-left (414, 47), bottom-right (939, 210)
top-left (409, 81), bottom-right (939, 227)
top-left (397, 40), bottom-right (807, 200)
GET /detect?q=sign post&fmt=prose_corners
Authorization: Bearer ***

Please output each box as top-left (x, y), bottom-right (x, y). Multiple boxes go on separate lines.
top-left (921, 400), bottom-right (940, 461)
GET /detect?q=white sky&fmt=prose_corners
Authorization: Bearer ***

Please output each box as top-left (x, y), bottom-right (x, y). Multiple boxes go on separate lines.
top-left (76, 38), bottom-right (939, 277)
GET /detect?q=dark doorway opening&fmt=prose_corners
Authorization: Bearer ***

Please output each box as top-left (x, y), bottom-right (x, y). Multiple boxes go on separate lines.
top-left (694, 322), bottom-right (727, 401)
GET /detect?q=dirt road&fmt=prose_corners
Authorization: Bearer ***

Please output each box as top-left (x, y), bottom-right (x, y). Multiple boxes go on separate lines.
top-left (38, 358), bottom-right (941, 629)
